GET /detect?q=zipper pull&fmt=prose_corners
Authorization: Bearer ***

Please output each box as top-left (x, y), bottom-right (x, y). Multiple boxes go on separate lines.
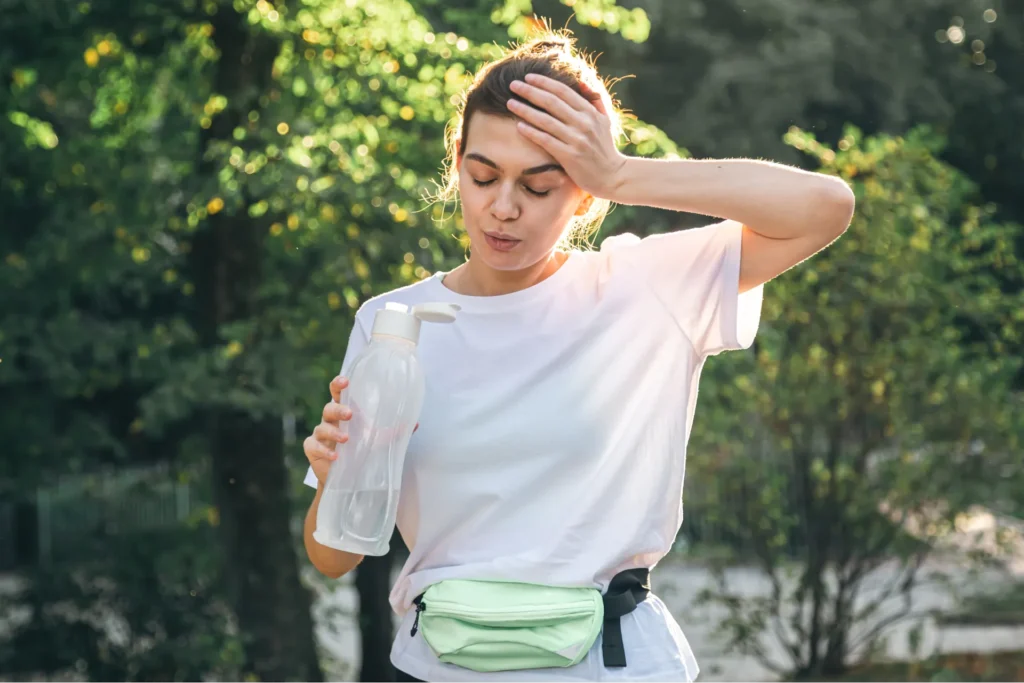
top-left (410, 600), bottom-right (426, 636)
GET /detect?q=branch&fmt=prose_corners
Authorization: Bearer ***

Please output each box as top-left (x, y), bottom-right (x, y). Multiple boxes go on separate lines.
top-left (848, 608), bottom-right (932, 662)
top-left (856, 498), bottom-right (923, 571)
top-left (736, 629), bottom-right (790, 677)
top-left (847, 555), bottom-right (926, 654)
top-left (824, 565), bottom-right (853, 654)
top-left (766, 574), bottom-right (804, 668)
top-left (703, 571), bottom-right (795, 676)
top-left (851, 564), bottom-right (912, 624)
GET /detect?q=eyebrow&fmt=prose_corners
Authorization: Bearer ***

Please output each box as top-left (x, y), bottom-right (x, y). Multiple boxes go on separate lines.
top-left (464, 153), bottom-right (564, 176)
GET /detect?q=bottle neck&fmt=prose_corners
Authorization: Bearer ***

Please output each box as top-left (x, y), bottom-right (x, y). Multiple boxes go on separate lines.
top-left (370, 307), bottom-right (422, 343)
top-left (370, 332), bottom-right (418, 347)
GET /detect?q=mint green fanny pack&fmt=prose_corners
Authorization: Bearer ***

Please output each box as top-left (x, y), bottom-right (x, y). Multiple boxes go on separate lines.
top-left (409, 569), bottom-right (650, 673)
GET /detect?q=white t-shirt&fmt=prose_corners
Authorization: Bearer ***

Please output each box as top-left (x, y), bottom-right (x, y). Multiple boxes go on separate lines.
top-left (304, 219), bottom-right (763, 682)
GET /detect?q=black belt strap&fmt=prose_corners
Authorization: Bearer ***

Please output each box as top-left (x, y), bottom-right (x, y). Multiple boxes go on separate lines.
top-left (601, 568), bottom-right (651, 667)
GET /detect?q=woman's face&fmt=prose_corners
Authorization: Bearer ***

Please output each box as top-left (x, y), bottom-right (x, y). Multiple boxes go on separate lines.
top-left (456, 113), bottom-right (591, 272)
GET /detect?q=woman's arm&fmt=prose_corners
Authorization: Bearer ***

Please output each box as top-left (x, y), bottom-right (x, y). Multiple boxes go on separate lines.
top-left (501, 74), bottom-right (854, 293)
top-left (304, 484), bottom-right (364, 578)
top-left (609, 157), bottom-right (855, 293)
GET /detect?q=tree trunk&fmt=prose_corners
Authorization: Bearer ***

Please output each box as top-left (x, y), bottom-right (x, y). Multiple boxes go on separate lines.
top-left (208, 411), bottom-right (322, 681)
top-left (358, 530), bottom-right (410, 680)
top-left (192, 7), bottom-right (322, 681)
top-left (823, 582), bottom-right (853, 676)
top-left (822, 623), bottom-right (849, 676)
top-left (357, 549), bottom-right (397, 682)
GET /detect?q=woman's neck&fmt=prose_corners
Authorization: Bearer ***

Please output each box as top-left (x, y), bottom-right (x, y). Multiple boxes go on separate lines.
top-left (447, 251), bottom-right (568, 296)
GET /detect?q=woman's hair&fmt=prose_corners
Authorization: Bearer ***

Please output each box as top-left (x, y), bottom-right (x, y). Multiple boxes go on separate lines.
top-left (430, 29), bottom-right (629, 249)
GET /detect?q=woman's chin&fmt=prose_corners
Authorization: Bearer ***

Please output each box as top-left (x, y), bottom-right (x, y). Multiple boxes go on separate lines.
top-left (468, 232), bottom-right (561, 273)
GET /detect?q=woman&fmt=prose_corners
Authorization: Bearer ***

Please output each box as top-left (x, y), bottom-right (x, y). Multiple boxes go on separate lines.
top-left (302, 33), bottom-right (854, 682)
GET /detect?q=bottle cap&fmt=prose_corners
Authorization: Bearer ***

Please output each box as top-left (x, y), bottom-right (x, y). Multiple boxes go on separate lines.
top-left (370, 302), bottom-right (460, 343)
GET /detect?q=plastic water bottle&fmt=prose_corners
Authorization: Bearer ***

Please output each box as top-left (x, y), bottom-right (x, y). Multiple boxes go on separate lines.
top-left (314, 301), bottom-right (459, 556)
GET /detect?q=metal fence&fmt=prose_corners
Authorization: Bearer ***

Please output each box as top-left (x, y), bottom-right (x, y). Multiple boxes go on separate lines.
top-left (2, 461), bottom-right (775, 570)
top-left (0, 500), bottom-right (16, 571)
top-left (1, 465), bottom-right (199, 569)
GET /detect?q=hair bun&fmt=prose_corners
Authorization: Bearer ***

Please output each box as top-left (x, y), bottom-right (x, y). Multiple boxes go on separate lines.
top-left (529, 37), bottom-right (570, 53)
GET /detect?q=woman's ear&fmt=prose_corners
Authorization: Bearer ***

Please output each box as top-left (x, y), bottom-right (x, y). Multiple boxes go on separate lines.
top-left (454, 137), bottom-right (462, 172)
top-left (574, 193), bottom-right (594, 216)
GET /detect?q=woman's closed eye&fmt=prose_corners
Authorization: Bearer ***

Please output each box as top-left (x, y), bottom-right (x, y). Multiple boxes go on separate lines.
top-left (471, 178), bottom-right (550, 197)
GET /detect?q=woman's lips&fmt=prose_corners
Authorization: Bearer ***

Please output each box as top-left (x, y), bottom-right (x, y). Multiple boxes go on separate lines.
top-left (483, 231), bottom-right (522, 252)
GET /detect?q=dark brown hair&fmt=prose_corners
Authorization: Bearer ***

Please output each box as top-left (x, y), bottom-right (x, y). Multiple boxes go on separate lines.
top-left (429, 29), bottom-right (629, 248)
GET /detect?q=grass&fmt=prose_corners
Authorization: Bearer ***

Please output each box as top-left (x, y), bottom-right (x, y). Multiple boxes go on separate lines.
top-left (937, 581), bottom-right (1024, 626)
top-left (937, 581), bottom-right (1024, 627)
top-left (824, 651), bottom-right (1024, 682)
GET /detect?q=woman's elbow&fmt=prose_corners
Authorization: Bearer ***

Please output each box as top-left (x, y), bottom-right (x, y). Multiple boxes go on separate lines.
top-left (821, 177), bottom-right (856, 235)
top-left (318, 565), bottom-right (349, 580)
top-left (311, 553), bottom-right (362, 580)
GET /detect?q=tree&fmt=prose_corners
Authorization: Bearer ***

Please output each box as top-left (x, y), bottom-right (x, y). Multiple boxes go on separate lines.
top-left (1, 0), bottom-right (676, 678)
top-left (593, 0), bottom-right (1020, 203)
top-left (687, 126), bottom-right (1024, 679)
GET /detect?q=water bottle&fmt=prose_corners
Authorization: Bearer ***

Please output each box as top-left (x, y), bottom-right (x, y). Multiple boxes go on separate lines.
top-left (314, 301), bottom-right (459, 556)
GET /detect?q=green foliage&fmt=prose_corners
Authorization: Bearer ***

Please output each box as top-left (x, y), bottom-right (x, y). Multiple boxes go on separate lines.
top-left (0, 0), bottom-right (671, 467)
top-left (3, 0), bottom-right (1022, 679)
top-left (0, 524), bottom-right (241, 681)
top-left (410, 0), bottom-right (650, 44)
top-left (688, 125), bottom-right (1024, 678)
top-left (608, 0), bottom-right (1024, 231)
top-left (0, 0), bottom-right (666, 679)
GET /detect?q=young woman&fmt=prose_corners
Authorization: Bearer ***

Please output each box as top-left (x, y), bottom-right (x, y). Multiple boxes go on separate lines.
top-left (302, 33), bottom-right (854, 682)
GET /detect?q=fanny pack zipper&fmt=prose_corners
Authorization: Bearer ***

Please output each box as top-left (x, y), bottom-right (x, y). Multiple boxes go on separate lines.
top-left (411, 600), bottom-right (426, 636)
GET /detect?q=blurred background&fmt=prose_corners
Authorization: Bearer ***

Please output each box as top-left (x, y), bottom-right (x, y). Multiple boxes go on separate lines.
top-left (2, 0), bottom-right (1023, 680)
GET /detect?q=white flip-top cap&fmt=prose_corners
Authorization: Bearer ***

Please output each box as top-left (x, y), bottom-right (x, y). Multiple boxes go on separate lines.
top-left (370, 301), bottom-right (460, 344)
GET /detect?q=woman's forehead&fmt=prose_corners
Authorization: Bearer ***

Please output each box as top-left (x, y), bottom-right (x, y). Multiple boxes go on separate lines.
top-left (463, 114), bottom-right (558, 171)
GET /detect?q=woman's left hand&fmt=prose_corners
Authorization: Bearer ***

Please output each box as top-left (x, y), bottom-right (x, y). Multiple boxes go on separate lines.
top-left (506, 74), bottom-right (628, 201)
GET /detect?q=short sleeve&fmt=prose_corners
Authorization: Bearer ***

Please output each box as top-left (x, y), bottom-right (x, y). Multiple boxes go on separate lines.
top-left (303, 312), bottom-right (371, 490)
top-left (604, 219), bottom-right (763, 357)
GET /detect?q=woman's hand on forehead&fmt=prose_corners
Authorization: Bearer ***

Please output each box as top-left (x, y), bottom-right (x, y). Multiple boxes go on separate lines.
top-left (505, 73), bottom-right (627, 200)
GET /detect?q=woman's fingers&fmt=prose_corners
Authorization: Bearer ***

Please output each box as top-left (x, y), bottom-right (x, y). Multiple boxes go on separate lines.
top-left (510, 76), bottom-right (589, 118)
top-left (322, 400), bottom-right (353, 424)
top-left (303, 435), bottom-right (337, 463)
top-left (313, 421), bottom-right (349, 447)
top-left (307, 379), bottom-right (352, 474)
top-left (329, 375), bottom-right (349, 403)
top-left (507, 96), bottom-right (576, 146)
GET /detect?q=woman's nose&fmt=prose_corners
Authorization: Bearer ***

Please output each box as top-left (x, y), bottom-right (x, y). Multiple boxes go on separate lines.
top-left (490, 186), bottom-right (519, 221)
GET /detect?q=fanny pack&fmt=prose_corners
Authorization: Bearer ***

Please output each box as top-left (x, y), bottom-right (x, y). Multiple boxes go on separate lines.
top-left (409, 569), bottom-right (650, 673)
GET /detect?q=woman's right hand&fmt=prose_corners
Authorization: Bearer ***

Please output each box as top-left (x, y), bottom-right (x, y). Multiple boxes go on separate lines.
top-left (304, 375), bottom-right (353, 485)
